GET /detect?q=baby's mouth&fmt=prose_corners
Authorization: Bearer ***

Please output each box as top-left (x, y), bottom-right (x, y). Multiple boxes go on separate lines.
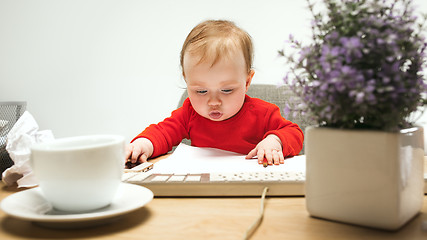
top-left (209, 110), bottom-right (223, 120)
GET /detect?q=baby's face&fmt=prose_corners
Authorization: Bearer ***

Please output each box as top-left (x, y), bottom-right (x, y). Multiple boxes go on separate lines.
top-left (184, 53), bottom-right (254, 121)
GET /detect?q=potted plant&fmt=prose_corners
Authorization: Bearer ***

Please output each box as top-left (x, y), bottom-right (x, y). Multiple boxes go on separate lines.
top-left (279, 0), bottom-right (427, 230)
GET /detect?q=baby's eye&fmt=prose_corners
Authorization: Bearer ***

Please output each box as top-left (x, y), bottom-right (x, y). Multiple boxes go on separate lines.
top-left (196, 90), bottom-right (207, 95)
top-left (221, 89), bottom-right (233, 94)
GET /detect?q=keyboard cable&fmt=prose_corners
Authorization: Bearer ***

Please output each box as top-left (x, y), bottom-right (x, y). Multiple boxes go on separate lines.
top-left (242, 187), bottom-right (269, 240)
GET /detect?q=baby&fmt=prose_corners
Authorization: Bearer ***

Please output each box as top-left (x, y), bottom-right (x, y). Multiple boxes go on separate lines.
top-left (126, 20), bottom-right (303, 166)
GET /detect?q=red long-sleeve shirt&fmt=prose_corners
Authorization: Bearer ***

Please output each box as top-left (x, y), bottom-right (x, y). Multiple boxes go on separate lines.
top-left (132, 95), bottom-right (304, 158)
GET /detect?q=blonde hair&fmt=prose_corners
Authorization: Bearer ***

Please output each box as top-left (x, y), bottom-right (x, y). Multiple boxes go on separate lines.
top-left (180, 20), bottom-right (253, 75)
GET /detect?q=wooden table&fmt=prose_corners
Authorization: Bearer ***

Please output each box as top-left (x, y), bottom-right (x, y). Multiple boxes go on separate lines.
top-left (1, 157), bottom-right (427, 240)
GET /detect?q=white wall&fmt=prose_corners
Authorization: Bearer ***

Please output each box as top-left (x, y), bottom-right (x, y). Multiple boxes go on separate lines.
top-left (1, 0), bottom-right (427, 145)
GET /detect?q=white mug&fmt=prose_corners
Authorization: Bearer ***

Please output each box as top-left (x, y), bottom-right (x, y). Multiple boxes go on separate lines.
top-left (30, 135), bottom-right (124, 212)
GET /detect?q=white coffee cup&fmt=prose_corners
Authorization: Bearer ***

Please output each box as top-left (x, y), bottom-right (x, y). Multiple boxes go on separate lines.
top-left (30, 135), bottom-right (124, 212)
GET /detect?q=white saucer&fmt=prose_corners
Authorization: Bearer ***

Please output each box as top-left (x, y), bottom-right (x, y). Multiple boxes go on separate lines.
top-left (0, 183), bottom-right (153, 228)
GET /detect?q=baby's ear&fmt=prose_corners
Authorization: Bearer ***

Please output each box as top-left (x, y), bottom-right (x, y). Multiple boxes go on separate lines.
top-left (245, 69), bottom-right (255, 91)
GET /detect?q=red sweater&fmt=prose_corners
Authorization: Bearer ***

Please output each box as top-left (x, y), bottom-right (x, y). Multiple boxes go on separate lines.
top-left (132, 95), bottom-right (304, 158)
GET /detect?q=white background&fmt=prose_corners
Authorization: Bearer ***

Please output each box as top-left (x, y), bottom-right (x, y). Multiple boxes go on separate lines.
top-left (1, 0), bottom-right (427, 146)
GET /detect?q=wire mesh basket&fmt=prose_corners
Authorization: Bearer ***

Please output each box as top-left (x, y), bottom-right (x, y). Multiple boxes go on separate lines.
top-left (0, 102), bottom-right (26, 179)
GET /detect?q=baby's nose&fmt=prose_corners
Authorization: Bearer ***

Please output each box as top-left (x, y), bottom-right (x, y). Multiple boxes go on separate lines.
top-left (208, 95), bottom-right (221, 106)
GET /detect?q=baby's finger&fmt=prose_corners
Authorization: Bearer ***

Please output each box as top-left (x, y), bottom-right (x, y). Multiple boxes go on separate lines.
top-left (138, 154), bottom-right (148, 163)
top-left (279, 152), bottom-right (285, 164)
top-left (271, 150), bottom-right (279, 165)
top-left (246, 148), bottom-right (257, 159)
top-left (264, 150), bottom-right (273, 165)
top-left (257, 149), bottom-right (266, 164)
top-left (131, 147), bottom-right (142, 163)
top-left (274, 150), bottom-right (285, 165)
top-left (124, 146), bottom-right (132, 161)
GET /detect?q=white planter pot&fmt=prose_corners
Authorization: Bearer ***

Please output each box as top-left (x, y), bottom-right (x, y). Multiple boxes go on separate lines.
top-left (305, 126), bottom-right (425, 230)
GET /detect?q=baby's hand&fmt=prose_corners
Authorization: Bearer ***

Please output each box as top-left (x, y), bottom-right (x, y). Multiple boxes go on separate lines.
top-left (246, 134), bottom-right (284, 166)
top-left (125, 138), bottom-right (154, 164)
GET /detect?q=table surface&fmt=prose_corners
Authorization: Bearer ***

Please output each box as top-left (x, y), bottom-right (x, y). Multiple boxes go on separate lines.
top-left (1, 157), bottom-right (427, 240)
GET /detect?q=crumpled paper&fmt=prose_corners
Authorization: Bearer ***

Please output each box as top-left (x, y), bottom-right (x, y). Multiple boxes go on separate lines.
top-left (2, 111), bottom-right (54, 188)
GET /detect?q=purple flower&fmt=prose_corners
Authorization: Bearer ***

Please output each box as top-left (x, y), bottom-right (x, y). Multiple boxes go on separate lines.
top-left (279, 0), bottom-right (427, 130)
top-left (340, 36), bottom-right (362, 49)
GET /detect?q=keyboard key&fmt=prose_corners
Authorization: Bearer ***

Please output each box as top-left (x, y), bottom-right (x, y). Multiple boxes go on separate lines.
top-left (168, 175), bottom-right (186, 182)
top-left (127, 172), bottom-right (151, 182)
top-left (151, 175), bottom-right (171, 182)
top-left (122, 172), bottom-right (137, 181)
top-left (185, 175), bottom-right (202, 182)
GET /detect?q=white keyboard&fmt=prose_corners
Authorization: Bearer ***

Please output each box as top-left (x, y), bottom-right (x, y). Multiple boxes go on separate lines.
top-left (122, 162), bottom-right (305, 196)
top-left (123, 162), bottom-right (427, 197)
